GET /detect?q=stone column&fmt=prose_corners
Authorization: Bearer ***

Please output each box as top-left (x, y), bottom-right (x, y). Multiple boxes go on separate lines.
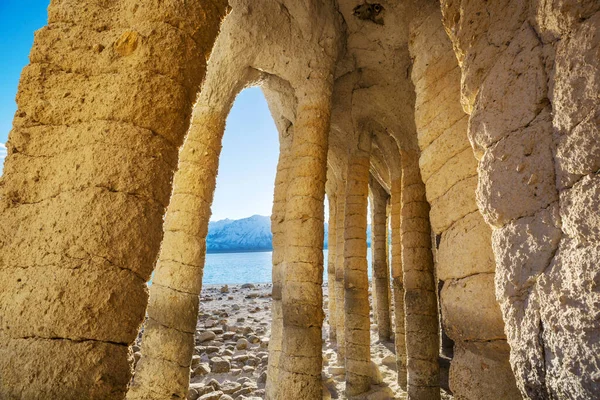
top-left (343, 133), bottom-right (372, 396)
top-left (272, 79), bottom-right (333, 400)
top-left (128, 107), bottom-right (230, 399)
top-left (440, 1), bottom-right (600, 397)
top-left (265, 124), bottom-right (293, 400)
top-left (370, 177), bottom-right (392, 341)
top-left (326, 186), bottom-right (338, 341)
top-left (401, 150), bottom-right (440, 400)
top-left (390, 175), bottom-right (407, 390)
top-left (335, 175), bottom-right (348, 361)
top-left (0, 1), bottom-right (227, 398)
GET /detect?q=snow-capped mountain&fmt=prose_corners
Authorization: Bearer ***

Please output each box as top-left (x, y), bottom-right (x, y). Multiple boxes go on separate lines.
top-left (207, 215), bottom-right (273, 252)
top-left (207, 215), bottom-right (371, 253)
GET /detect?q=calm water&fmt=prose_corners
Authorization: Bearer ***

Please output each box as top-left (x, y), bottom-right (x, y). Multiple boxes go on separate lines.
top-left (202, 248), bottom-right (373, 285)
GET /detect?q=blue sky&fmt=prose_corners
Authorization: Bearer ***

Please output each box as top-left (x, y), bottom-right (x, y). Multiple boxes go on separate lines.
top-left (0, 1), bottom-right (281, 222)
top-left (0, 0), bottom-right (50, 173)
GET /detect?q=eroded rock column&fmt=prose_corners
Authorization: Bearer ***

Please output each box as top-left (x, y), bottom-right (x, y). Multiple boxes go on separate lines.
top-left (390, 176), bottom-right (407, 390)
top-left (370, 177), bottom-right (392, 341)
top-left (408, 4), bottom-right (519, 398)
top-left (128, 21), bottom-right (261, 397)
top-left (343, 133), bottom-right (372, 396)
top-left (265, 122), bottom-right (293, 400)
top-left (0, 1), bottom-right (227, 398)
top-left (128, 106), bottom-right (229, 399)
top-left (335, 174), bottom-right (348, 361)
top-left (401, 151), bottom-right (440, 400)
top-left (441, 1), bottom-right (600, 397)
top-left (273, 79), bottom-right (333, 400)
top-left (326, 182), bottom-right (338, 341)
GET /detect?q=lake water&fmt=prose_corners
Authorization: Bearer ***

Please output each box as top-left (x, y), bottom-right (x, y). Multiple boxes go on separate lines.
top-left (202, 248), bottom-right (373, 285)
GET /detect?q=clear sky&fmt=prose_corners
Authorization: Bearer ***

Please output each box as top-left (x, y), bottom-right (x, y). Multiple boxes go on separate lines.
top-left (0, 0), bottom-right (51, 172)
top-left (0, 1), bottom-right (282, 222)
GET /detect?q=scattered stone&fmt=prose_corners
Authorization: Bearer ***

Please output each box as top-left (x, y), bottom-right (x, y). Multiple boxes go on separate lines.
top-left (192, 363), bottom-right (210, 377)
top-left (220, 381), bottom-right (242, 394)
top-left (247, 335), bottom-right (260, 344)
top-left (210, 357), bottom-right (231, 373)
top-left (190, 355), bottom-right (202, 370)
top-left (187, 388), bottom-right (198, 400)
top-left (236, 338), bottom-right (249, 350)
top-left (220, 285), bottom-right (229, 293)
top-left (236, 377), bottom-right (252, 385)
top-left (207, 379), bottom-right (220, 390)
top-left (198, 391), bottom-right (223, 400)
top-left (205, 319), bottom-right (217, 328)
top-left (258, 371), bottom-right (267, 384)
top-left (232, 387), bottom-right (254, 398)
top-left (197, 331), bottom-right (217, 343)
top-left (242, 365), bottom-right (255, 373)
top-left (241, 283), bottom-right (255, 289)
top-left (233, 354), bottom-right (249, 363)
top-left (222, 349), bottom-right (234, 357)
top-left (190, 383), bottom-right (213, 397)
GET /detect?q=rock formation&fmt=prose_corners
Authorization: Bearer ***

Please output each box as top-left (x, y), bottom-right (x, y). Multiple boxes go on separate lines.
top-left (0, 0), bottom-right (598, 399)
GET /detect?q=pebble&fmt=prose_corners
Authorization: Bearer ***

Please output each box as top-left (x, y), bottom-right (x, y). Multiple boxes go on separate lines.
top-left (206, 379), bottom-right (220, 390)
top-left (192, 364), bottom-right (210, 377)
top-left (258, 371), bottom-right (267, 384)
top-left (197, 331), bottom-right (217, 343)
top-left (198, 391), bottom-right (223, 400)
top-left (236, 338), bottom-right (249, 350)
top-left (220, 381), bottom-right (242, 394)
top-left (210, 357), bottom-right (231, 373)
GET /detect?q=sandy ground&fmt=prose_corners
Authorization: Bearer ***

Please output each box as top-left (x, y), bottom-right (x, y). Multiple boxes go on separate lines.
top-left (135, 283), bottom-right (451, 400)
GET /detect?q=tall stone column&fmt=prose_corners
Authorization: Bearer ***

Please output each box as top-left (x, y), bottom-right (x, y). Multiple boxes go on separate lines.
top-left (390, 175), bottom-right (407, 390)
top-left (0, 1), bottom-right (227, 398)
top-left (128, 21), bottom-right (260, 399)
top-left (272, 79), bottom-right (333, 400)
top-left (343, 134), bottom-right (372, 396)
top-left (128, 109), bottom-right (226, 399)
top-left (265, 125), bottom-right (293, 399)
top-left (440, 1), bottom-right (600, 397)
top-left (335, 174), bottom-right (348, 361)
top-left (326, 186), bottom-right (338, 341)
top-left (370, 177), bottom-right (392, 341)
top-left (401, 150), bottom-right (440, 400)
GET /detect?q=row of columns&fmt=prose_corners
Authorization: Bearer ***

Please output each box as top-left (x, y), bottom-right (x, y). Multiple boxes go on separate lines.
top-left (326, 147), bottom-right (440, 399)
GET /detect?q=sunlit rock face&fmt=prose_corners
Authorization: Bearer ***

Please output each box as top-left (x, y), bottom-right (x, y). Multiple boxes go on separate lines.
top-left (0, 0), bottom-right (598, 399)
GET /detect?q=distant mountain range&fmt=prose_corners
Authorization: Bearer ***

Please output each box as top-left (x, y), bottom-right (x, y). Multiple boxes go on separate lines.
top-left (206, 215), bottom-right (371, 253)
